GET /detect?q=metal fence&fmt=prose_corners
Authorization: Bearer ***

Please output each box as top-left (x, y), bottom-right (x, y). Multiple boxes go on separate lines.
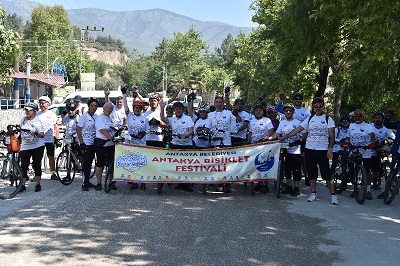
top-left (0, 98), bottom-right (34, 110)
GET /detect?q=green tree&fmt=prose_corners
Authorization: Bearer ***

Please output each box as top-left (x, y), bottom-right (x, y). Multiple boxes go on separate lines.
top-left (0, 8), bottom-right (20, 85)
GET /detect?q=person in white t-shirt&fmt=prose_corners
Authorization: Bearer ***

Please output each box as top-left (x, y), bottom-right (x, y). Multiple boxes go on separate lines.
top-left (369, 112), bottom-right (395, 192)
top-left (37, 95), bottom-right (59, 181)
top-left (208, 95), bottom-right (237, 193)
top-left (349, 109), bottom-right (376, 199)
top-left (332, 114), bottom-right (351, 162)
top-left (247, 103), bottom-right (274, 143)
top-left (269, 104), bottom-right (302, 196)
top-left (104, 86), bottom-right (127, 128)
top-left (19, 102), bottom-right (45, 192)
top-left (160, 100), bottom-right (194, 192)
top-left (77, 97), bottom-right (99, 191)
top-left (280, 97), bottom-right (338, 205)
top-left (190, 102), bottom-right (212, 149)
top-left (229, 98), bottom-right (250, 146)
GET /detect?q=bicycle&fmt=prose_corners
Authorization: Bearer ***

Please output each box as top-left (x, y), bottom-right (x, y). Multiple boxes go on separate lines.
top-left (374, 140), bottom-right (392, 189)
top-left (383, 156), bottom-right (399, 205)
top-left (104, 127), bottom-right (125, 193)
top-left (55, 136), bottom-right (81, 185)
top-left (331, 142), bottom-right (369, 204)
top-left (0, 125), bottom-right (24, 199)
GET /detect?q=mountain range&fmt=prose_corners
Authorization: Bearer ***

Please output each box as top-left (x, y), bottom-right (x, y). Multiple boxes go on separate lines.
top-left (2, 0), bottom-right (253, 54)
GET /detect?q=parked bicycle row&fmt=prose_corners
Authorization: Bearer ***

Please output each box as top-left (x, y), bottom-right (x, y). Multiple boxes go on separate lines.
top-left (1, 87), bottom-right (399, 206)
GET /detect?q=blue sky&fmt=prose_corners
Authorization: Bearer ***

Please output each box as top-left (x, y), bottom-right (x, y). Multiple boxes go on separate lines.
top-left (39, 0), bottom-right (257, 27)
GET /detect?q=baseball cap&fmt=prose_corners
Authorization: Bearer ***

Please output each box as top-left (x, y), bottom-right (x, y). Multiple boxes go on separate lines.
top-left (38, 95), bottom-right (51, 104)
top-left (73, 95), bottom-right (82, 102)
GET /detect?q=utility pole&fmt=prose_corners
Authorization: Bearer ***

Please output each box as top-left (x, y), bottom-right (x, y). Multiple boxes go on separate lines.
top-left (80, 26), bottom-right (105, 73)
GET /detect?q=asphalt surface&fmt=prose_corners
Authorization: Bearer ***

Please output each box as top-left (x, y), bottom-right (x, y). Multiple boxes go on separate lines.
top-left (0, 173), bottom-right (399, 266)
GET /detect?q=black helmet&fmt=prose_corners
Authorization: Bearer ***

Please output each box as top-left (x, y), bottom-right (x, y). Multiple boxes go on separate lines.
top-left (293, 92), bottom-right (303, 100)
top-left (24, 102), bottom-right (39, 111)
top-left (172, 101), bottom-right (184, 109)
top-left (87, 97), bottom-right (100, 106)
top-left (253, 103), bottom-right (266, 114)
top-left (282, 104), bottom-right (295, 112)
top-left (340, 114), bottom-right (350, 122)
top-left (66, 102), bottom-right (77, 111)
top-left (372, 111), bottom-right (385, 118)
top-left (234, 98), bottom-right (245, 105)
top-left (312, 96), bottom-right (325, 105)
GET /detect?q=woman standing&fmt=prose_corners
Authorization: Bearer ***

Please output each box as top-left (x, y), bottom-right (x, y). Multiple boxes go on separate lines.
top-left (19, 102), bottom-right (45, 192)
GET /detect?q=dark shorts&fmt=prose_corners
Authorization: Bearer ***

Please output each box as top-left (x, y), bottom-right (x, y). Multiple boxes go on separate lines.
top-left (370, 156), bottom-right (381, 172)
top-left (45, 142), bottom-right (55, 156)
top-left (304, 149), bottom-right (332, 181)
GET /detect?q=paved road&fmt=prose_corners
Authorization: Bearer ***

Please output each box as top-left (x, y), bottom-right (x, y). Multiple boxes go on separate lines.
top-left (0, 174), bottom-right (399, 266)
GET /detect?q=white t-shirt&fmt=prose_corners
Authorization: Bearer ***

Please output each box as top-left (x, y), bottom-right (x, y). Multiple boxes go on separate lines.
top-left (19, 116), bottom-right (45, 151)
top-left (231, 110), bottom-right (250, 139)
top-left (349, 122), bottom-right (374, 158)
top-left (167, 114), bottom-right (194, 146)
top-left (248, 117), bottom-right (274, 143)
top-left (333, 127), bottom-right (350, 153)
top-left (127, 113), bottom-right (149, 146)
top-left (293, 107), bottom-right (311, 122)
top-left (62, 115), bottom-right (79, 139)
top-left (370, 123), bottom-right (395, 156)
top-left (37, 110), bottom-right (58, 143)
top-left (208, 110), bottom-right (236, 147)
top-left (95, 114), bottom-right (115, 147)
top-left (110, 105), bottom-right (127, 128)
top-left (77, 112), bottom-right (98, 145)
top-left (193, 117), bottom-right (212, 148)
top-left (143, 109), bottom-right (163, 142)
top-left (301, 114), bottom-right (335, 150)
top-left (276, 119), bottom-right (302, 154)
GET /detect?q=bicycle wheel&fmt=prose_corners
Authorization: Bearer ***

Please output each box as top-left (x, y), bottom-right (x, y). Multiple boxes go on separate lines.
top-left (331, 159), bottom-right (346, 194)
top-left (276, 160), bottom-right (284, 198)
top-left (56, 150), bottom-right (76, 186)
top-left (378, 161), bottom-right (390, 188)
top-left (0, 160), bottom-right (23, 199)
top-left (250, 182), bottom-right (255, 196)
top-left (354, 165), bottom-right (367, 204)
top-left (104, 164), bottom-right (113, 193)
top-left (384, 167), bottom-right (399, 205)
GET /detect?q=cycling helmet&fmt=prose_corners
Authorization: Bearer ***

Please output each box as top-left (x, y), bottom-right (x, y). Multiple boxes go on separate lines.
top-left (253, 103), bottom-right (266, 113)
top-left (132, 100), bottom-right (144, 108)
top-left (38, 95), bottom-right (51, 104)
top-left (312, 96), bottom-right (325, 106)
top-left (282, 103), bottom-right (295, 112)
top-left (372, 111), bottom-right (385, 118)
top-left (87, 97), bottom-right (100, 106)
top-left (66, 102), bottom-right (77, 111)
top-left (293, 92), bottom-right (303, 100)
top-left (166, 105), bottom-right (173, 112)
top-left (245, 104), bottom-right (251, 109)
top-left (149, 94), bottom-right (161, 101)
top-left (340, 114), bottom-right (351, 122)
top-left (172, 101), bottom-right (184, 109)
top-left (24, 102), bottom-right (39, 111)
top-left (198, 102), bottom-right (209, 112)
top-left (266, 105), bottom-right (275, 112)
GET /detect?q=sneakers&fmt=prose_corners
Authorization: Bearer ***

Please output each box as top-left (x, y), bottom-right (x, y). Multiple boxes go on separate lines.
top-left (50, 174), bottom-right (58, 180)
top-left (82, 184), bottom-right (89, 191)
top-left (331, 195), bottom-right (339, 205)
top-left (290, 187), bottom-right (300, 197)
top-left (281, 186), bottom-right (293, 194)
top-left (35, 184), bottom-right (41, 192)
top-left (366, 191), bottom-right (373, 200)
top-left (261, 185), bottom-right (269, 194)
top-left (88, 182), bottom-right (95, 188)
top-left (19, 185), bottom-right (26, 193)
top-left (307, 193), bottom-right (316, 202)
top-left (377, 191), bottom-right (385, 199)
top-left (350, 191), bottom-right (356, 198)
top-left (109, 182), bottom-right (117, 190)
top-left (95, 183), bottom-right (102, 191)
top-left (140, 183), bottom-right (147, 190)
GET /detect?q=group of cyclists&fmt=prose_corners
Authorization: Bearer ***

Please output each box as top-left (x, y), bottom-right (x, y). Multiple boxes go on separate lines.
top-left (16, 86), bottom-right (400, 206)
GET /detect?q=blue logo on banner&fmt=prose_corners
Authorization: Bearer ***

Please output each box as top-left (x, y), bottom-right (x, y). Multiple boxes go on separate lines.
top-left (254, 149), bottom-right (275, 172)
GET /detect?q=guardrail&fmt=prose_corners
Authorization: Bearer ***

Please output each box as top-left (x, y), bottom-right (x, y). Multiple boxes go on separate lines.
top-left (0, 99), bottom-right (34, 110)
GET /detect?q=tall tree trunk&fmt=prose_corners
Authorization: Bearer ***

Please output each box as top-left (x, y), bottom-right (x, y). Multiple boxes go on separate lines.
top-left (333, 81), bottom-right (346, 123)
top-left (315, 65), bottom-right (329, 97)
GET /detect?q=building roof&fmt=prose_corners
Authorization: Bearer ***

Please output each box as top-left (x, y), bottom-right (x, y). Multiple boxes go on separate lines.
top-left (9, 72), bottom-right (66, 87)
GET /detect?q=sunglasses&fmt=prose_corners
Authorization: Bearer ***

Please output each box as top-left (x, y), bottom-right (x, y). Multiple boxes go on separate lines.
top-left (294, 97), bottom-right (303, 101)
top-left (198, 110), bottom-right (207, 113)
top-left (313, 105), bottom-right (323, 108)
top-left (341, 120), bottom-right (349, 123)
top-left (354, 114), bottom-right (363, 118)
top-left (284, 109), bottom-right (293, 113)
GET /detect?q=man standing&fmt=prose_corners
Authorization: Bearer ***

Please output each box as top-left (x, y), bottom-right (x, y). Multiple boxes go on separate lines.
top-left (37, 95), bottom-right (59, 180)
top-left (281, 97), bottom-right (338, 205)
top-left (104, 86), bottom-right (127, 128)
